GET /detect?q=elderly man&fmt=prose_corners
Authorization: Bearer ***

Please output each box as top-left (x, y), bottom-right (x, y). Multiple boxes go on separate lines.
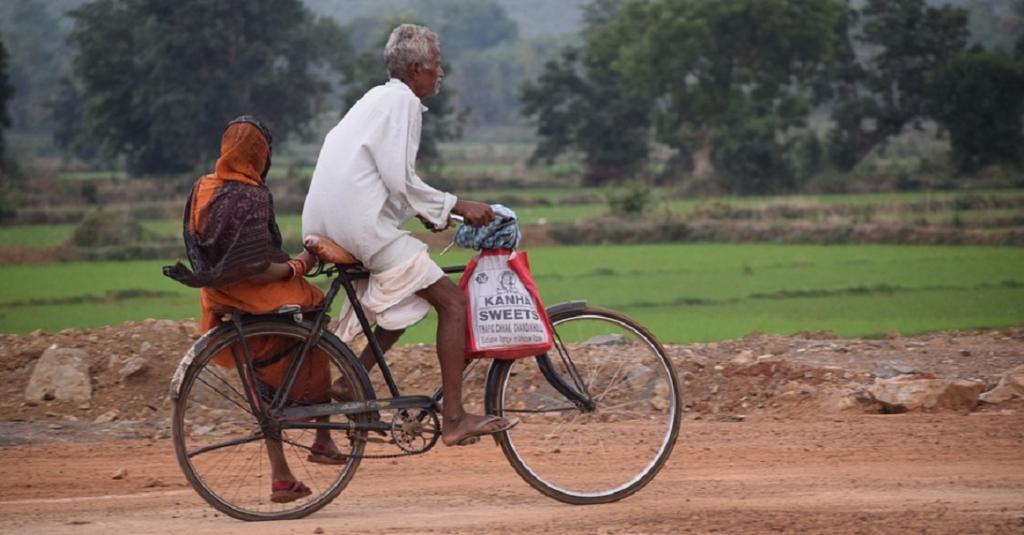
top-left (302, 24), bottom-right (516, 446)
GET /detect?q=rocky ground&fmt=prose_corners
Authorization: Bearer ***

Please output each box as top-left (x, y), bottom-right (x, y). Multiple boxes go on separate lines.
top-left (1, 322), bottom-right (1023, 533)
top-left (1, 321), bottom-right (1023, 444)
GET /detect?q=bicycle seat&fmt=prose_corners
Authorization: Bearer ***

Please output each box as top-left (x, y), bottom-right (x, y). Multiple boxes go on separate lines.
top-left (303, 234), bottom-right (360, 265)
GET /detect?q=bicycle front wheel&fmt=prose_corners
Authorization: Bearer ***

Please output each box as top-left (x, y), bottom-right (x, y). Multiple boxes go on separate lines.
top-left (488, 306), bottom-right (681, 504)
top-left (172, 320), bottom-right (370, 521)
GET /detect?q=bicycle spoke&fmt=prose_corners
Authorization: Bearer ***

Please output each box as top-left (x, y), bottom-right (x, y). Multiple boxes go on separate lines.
top-left (199, 366), bottom-right (249, 404)
top-left (174, 321), bottom-right (368, 520)
top-left (495, 308), bottom-right (680, 503)
top-left (194, 373), bottom-right (257, 417)
top-left (188, 432), bottom-right (265, 458)
top-left (503, 406), bottom-right (577, 414)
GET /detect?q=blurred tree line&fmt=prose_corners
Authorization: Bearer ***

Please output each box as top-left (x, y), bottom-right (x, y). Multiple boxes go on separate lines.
top-left (0, 0), bottom-right (558, 176)
top-left (0, 0), bottom-right (1021, 189)
top-left (523, 0), bottom-right (1024, 192)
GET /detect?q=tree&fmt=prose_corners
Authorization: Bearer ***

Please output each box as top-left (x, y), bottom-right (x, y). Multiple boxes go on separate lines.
top-left (604, 0), bottom-right (843, 192)
top-left (339, 17), bottom-right (467, 173)
top-left (444, 30), bottom-right (572, 129)
top-left (415, 0), bottom-right (518, 59)
top-left (0, 37), bottom-right (13, 176)
top-left (0, 36), bottom-right (14, 218)
top-left (928, 51), bottom-right (1024, 173)
top-left (521, 0), bottom-right (652, 185)
top-left (828, 0), bottom-right (970, 171)
top-left (64, 0), bottom-right (350, 175)
top-left (0, 0), bottom-right (68, 135)
top-left (1013, 0), bottom-right (1024, 58)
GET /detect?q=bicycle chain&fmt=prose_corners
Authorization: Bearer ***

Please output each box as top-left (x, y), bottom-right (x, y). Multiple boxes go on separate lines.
top-left (280, 430), bottom-right (433, 460)
top-left (337, 410), bottom-right (441, 460)
top-left (342, 439), bottom-right (432, 460)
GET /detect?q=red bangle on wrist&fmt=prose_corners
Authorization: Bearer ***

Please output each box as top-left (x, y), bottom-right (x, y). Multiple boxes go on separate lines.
top-left (287, 258), bottom-right (308, 280)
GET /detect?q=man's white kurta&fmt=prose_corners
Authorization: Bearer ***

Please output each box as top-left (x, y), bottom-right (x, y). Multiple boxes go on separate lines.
top-left (302, 79), bottom-right (456, 272)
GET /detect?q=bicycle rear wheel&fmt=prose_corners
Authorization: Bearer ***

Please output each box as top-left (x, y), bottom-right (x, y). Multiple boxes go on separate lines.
top-left (487, 305), bottom-right (681, 504)
top-left (172, 320), bottom-right (370, 521)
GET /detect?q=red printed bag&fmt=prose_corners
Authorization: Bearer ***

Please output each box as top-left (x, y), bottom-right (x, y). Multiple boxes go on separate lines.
top-left (458, 249), bottom-right (553, 359)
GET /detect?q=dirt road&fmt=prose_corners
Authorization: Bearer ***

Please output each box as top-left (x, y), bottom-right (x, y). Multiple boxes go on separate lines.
top-left (2, 413), bottom-right (1022, 534)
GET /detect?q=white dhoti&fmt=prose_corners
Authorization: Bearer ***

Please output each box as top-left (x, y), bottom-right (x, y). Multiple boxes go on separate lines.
top-left (334, 249), bottom-right (444, 344)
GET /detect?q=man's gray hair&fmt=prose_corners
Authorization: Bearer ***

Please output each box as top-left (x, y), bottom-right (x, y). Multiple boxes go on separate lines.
top-left (384, 24), bottom-right (439, 79)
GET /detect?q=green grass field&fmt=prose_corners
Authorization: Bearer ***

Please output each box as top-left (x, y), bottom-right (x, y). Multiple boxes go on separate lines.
top-left (1, 243), bottom-right (1020, 343)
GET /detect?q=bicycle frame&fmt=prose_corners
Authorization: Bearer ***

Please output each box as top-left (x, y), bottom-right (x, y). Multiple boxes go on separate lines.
top-left (223, 261), bottom-right (594, 438)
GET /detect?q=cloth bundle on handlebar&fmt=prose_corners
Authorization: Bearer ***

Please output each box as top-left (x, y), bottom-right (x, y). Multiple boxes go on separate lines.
top-left (453, 204), bottom-right (521, 250)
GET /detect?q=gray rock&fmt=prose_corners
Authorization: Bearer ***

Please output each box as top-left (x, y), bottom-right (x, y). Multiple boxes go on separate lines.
top-left (119, 356), bottom-right (149, 381)
top-left (152, 319), bottom-right (178, 332)
top-left (192, 424), bottom-right (216, 436)
top-left (980, 364), bottom-right (1024, 404)
top-left (583, 334), bottom-right (628, 346)
top-left (180, 319), bottom-right (201, 339)
top-left (650, 397), bottom-right (669, 411)
top-left (867, 377), bottom-right (984, 412)
top-left (872, 362), bottom-right (919, 379)
top-left (730, 350), bottom-right (755, 366)
top-left (95, 410), bottom-right (120, 423)
top-left (24, 345), bottom-right (92, 403)
top-left (625, 363), bottom-right (656, 390)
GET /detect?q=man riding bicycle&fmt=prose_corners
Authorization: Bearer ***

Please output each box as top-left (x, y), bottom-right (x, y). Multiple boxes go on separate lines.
top-left (302, 24), bottom-right (517, 448)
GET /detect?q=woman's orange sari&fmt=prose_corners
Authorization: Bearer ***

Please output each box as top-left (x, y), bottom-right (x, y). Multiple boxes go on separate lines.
top-left (190, 122), bottom-right (329, 402)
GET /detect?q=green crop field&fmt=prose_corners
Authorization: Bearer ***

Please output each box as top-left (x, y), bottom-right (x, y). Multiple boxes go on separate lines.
top-left (0, 223), bottom-right (77, 248)
top-left (1, 243), bottom-right (1020, 343)
top-left (6, 188), bottom-right (1022, 249)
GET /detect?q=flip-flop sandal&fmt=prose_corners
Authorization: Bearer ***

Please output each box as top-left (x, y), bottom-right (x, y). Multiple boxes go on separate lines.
top-left (443, 415), bottom-right (520, 447)
top-left (270, 480), bottom-right (312, 503)
top-left (307, 443), bottom-right (348, 465)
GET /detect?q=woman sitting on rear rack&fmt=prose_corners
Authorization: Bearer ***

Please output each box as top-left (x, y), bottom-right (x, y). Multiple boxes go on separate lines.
top-left (164, 116), bottom-right (343, 503)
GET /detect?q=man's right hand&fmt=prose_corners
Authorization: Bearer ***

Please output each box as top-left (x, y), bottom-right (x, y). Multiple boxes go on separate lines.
top-left (452, 199), bottom-right (495, 227)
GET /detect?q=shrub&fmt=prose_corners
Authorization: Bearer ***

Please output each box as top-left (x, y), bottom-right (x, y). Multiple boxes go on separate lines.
top-left (606, 179), bottom-right (653, 217)
top-left (70, 210), bottom-right (149, 247)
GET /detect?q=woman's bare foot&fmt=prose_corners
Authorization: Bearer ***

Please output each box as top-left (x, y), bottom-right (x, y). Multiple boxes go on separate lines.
top-left (442, 413), bottom-right (518, 447)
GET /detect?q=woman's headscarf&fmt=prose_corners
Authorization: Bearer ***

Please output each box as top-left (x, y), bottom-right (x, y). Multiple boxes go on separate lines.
top-left (166, 117), bottom-right (287, 288)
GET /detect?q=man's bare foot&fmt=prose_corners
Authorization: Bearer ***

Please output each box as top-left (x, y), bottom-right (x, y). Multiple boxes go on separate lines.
top-left (442, 413), bottom-right (518, 447)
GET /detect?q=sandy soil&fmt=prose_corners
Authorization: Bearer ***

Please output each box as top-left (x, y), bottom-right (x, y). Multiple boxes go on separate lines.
top-left (0, 414), bottom-right (1022, 534)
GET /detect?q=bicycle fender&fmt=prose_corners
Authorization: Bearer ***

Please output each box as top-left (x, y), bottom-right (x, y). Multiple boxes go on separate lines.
top-left (168, 319), bottom-right (376, 403)
top-left (169, 324), bottom-right (233, 400)
top-left (545, 300), bottom-right (587, 317)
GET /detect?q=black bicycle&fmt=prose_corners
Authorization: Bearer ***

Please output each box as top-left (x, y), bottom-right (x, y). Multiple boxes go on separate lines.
top-left (170, 235), bottom-right (681, 521)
